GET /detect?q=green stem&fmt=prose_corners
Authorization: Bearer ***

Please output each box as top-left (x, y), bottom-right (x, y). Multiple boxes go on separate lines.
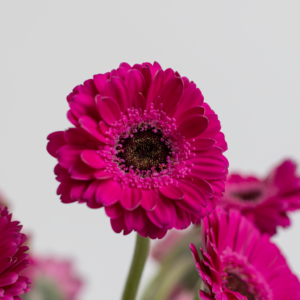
top-left (121, 233), bottom-right (150, 300)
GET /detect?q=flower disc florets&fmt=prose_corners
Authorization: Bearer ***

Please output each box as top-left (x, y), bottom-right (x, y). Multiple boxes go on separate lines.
top-left (103, 103), bottom-right (194, 189)
top-left (190, 207), bottom-right (300, 300)
top-left (47, 62), bottom-right (228, 239)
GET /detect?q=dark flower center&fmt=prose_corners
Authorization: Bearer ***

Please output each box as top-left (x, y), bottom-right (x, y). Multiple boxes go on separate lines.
top-left (231, 189), bottom-right (262, 202)
top-left (225, 274), bottom-right (255, 300)
top-left (116, 128), bottom-right (171, 173)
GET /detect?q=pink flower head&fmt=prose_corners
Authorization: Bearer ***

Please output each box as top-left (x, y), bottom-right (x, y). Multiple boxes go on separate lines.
top-left (0, 206), bottom-right (31, 299)
top-left (190, 207), bottom-right (300, 300)
top-left (218, 159), bottom-right (300, 235)
top-left (21, 256), bottom-right (82, 300)
top-left (47, 62), bottom-right (228, 239)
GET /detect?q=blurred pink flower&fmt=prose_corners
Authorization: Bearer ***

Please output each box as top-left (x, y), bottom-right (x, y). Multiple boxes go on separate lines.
top-left (151, 229), bottom-right (183, 261)
top-left (191, 207), bottom-right (300, 300)
top-left (171, 291), bottom-right (193, 300)
top-left (0, 206), bottom-right (31, 299)
top-left (22, 256), bottom-right (82, 300)
top-left (47, 62), bottom-right (228, 239)
top-left (218, 159), bottom-right (300, 235)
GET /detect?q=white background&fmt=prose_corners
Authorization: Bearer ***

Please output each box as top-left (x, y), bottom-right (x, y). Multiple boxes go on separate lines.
top-left (1, 1), bottom-right (300, 299)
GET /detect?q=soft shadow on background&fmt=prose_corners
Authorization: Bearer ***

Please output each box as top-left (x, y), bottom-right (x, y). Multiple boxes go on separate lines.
top-left (0, 1), bottom-right (300, 299)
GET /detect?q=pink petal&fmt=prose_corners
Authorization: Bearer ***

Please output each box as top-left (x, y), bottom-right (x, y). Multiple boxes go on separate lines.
top-left (79, 116), bottom-right (107, 144)
top-left (99, 120), bottom-right (110, 135)
top-left (47, 131), bottom-right (66, 158)
top-left (141, 66), bottom-right (152, 95)
top-left (104, 77), bottom-right (130, 111)
top-left (175, 206), bottom-right (191, 230)
top-left (199, 113), bottom-right (221, 138)
top-left (0, 272), bottom-right (18, 287)
top-left (189, 156), bottom-right (228, 180)
top-left (159, 184), bottom-right (184, 200)
top-left (174, 83), bottom-right (204, 118)
top-left (119, 62), bottom-right (131, 70)
top-left (124, 208), bottom-right (148, 231)
top-left (110, 215), bottom-right (126, 234)
top-left (141, 189), bottom-right (158, 211)
top-left (151, 62), bottom-right (162, 77)
top-left (159, 77), bottom-right (184, 115)
top-left (70, 183), bottom-right (87, 201)
top-left (214, 132), bottom-right (228, 152)
top-left (0, 242), bottom-right (18, 258)
top-left (146, 196), bottom-right (176, 229)
top-left (189, 155), bottom-right (229, 168)
top-left (69, 160), bottom-right (95, 180)
top-left (125, 69), bottom-right (146, 106)
top-left (193, 147), bottom-right (223, 156)
top-left (105, 202), bottom-right (124, 219)
top-left (146, 69), bottom-right (164, 109)
top-left (96, 180), bottom-right (123, 206)
top-left (55, 165), bottom-right (74, 183)
top-left (67, 110), bottom-right (79, 126)
top-left (72, 93), bottom-right (98, 120)
top-left (177, 181), bottom-right (207, 214)
top-left (207, 180), bottom-right (225, 197)
top-left (82, 180), bottom-right (101, 202)
top-left (184, 176), bottom-right (213, 197)
top-left (135, 93), bottom-right (146, 111)
top-left (120, 188), bottom-right (142, 210)
top-left (93, 73), bottom-right (109, 94)
top-left (191, 138), bottom-right (216, 150)
top-left (64, 128), bottom-right (95, 144)
top-left (81, 150), bottom-right (106, 169)
top-left (57, 145), bottom-right (85, 169)
top-left (94, 170), bottom-right (114, 180)
top-left (96, 96), bottom-right (121, 125)
top-left (176, 106), bottom-right (205, 123)
top-left (177, 115), bottom-right (209, 140)
top-left (117, 67), bottom-right (127, 80)
top-left (164, 68), bottom-right (175, 82)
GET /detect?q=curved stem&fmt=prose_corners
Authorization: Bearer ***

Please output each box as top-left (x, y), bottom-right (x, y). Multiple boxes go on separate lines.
top-left (121, 233), bottom-right (150, 300)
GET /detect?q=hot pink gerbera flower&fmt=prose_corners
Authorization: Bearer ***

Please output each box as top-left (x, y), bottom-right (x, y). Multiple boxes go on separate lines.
top-left (218, 159), bottom-right (300, 235)
top-left (0, 206), bottom-right (31, 299)
top-left (47, 62), bottom-right (228, 239)
top-left (190, 207), bottom-right (300, 300)
top-left (21, 256), bottom-right (82, 300)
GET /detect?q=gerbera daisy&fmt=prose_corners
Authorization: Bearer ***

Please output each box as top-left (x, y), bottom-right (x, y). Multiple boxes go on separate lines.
top-left (0, 206), bottom-right (31, 299)
top-left (47, 62), bottom-right (228, 239)
top-left (218, 159), bottom-right (300, 235)
top-left (190, 207), bottom-right (300, 300)
top-left (21, 256), bottom-right (82, 300)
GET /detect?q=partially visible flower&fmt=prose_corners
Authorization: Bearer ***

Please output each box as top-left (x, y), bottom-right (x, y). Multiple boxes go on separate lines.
top-left (191, 207), bottom-right (300, 300)
top-left (47, 62), bottom-right (228, 239)
top-left (0, 206), bottom-right (31, 299)
top-left (21, 256), bottom-right (83, 300)
top-left (218, 159), bottom-right (300, 235)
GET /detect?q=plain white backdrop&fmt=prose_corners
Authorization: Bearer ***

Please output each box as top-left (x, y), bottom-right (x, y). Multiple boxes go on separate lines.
top-left (1, 1), bottom-right (300, 299)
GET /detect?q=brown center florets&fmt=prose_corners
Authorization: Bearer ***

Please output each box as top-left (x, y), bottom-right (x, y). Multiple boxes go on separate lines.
top-left (225, 274), bottom-right (255, 300)
top-left (232, 190), bottom-right (262, 202)
top-left (116, 127), bottom-right (171, 174)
